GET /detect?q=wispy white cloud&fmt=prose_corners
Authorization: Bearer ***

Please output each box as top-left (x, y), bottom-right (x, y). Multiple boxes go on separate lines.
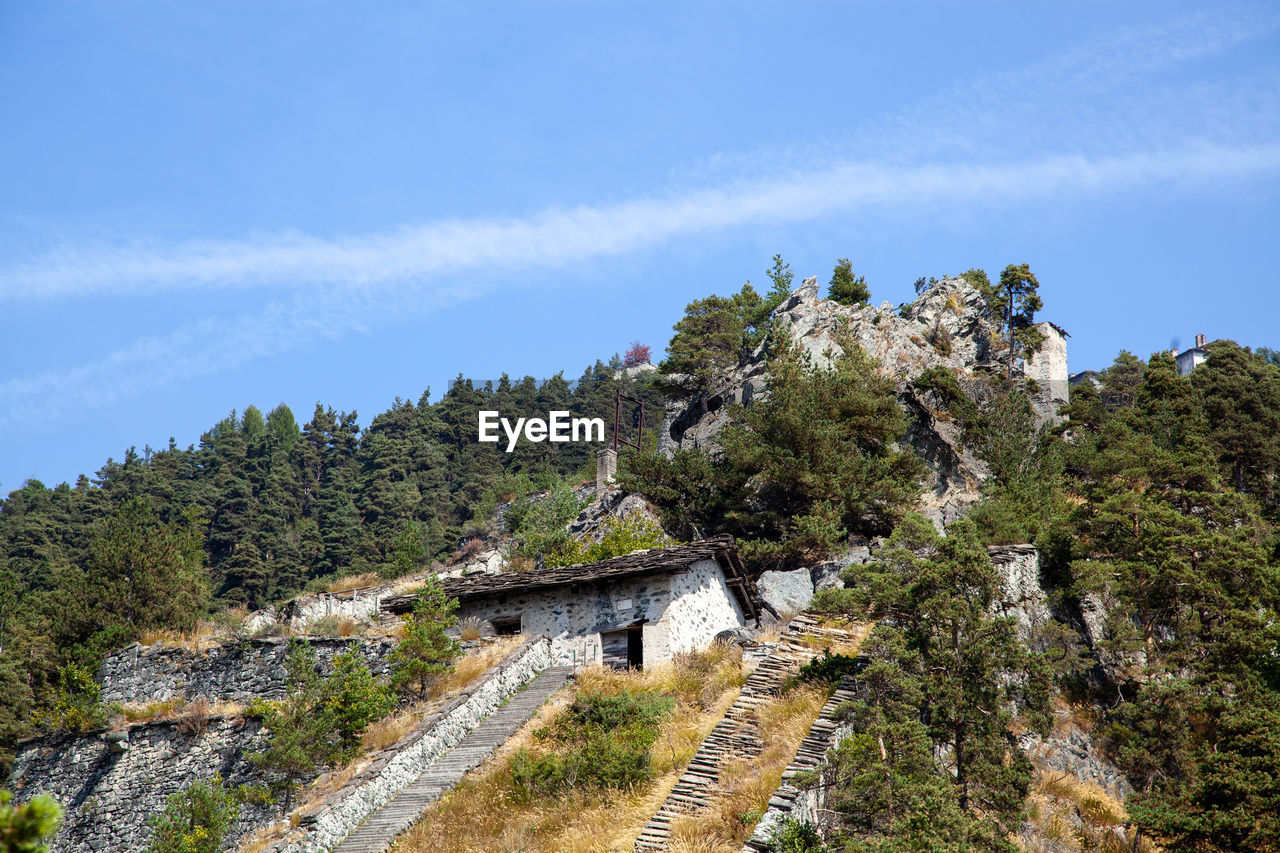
top-left (5, 142), bottom-right (1279, 305)
top-left (687, 5), bottom-right (1280, 180)
top-left (0, 279), bottom-right (483, 428)
top-left (3, 141), bottom-right (1278, 427)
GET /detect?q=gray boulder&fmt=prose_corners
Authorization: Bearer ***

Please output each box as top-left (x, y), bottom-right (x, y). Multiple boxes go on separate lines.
top-left (757, 568), bottom-right (815, 618)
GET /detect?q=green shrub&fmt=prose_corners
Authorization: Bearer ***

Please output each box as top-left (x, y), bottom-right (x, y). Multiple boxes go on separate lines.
top-left (35, 664), bottom-right (113, 734)
top-left (512, 479), bottom-right (585, 562)
top-left (304, 615), bottom-right (343, 636)
top-left (319, 650), bottom-right (393, 760)
top-left (476, 472), bottom-right (537, 531)
top-left (545, 514), bottom-right (677, 568)
top-left (785, 650), bottom-right (863, 691)
top-left (0, 790), bottom-right (61, 853)
top-left (144, 776), bottom-right (238, 853)
top-left (389, 578), bottom-right (460, 701)
top-left (808, 587), bottom-right (860, 619)
top-left (251, 641), bottom-right (396, 809)
top-left (768, 817), bottom-right (827, 853)
top-left (507, 689), bottom-right (674, 801)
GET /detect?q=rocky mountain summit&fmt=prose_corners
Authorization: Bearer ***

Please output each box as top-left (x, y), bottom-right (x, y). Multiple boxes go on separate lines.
top-left (658, 275), bottom-right (1069, 527)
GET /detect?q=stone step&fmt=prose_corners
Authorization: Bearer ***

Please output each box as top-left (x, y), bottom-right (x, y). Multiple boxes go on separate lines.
top-left (628, 617), bottom-right (859, 852)
top-left (329, 666), bottom-right (574, 853)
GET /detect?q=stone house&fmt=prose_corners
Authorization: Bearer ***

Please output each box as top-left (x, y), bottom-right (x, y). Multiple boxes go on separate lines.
top-left (1173, 333), bottom-right (1209, 376)
top-left (384, 535), bottom-right (760, 669)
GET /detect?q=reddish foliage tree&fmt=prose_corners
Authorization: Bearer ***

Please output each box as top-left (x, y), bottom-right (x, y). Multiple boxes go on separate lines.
top-left (624, 341), bottom-right (652, 366)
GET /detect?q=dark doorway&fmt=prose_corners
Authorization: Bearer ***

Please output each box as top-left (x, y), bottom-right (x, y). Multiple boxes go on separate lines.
top-left (601, 626), bottom-right (644, 670)
top-left (491, 614), bottom-right (522, 636)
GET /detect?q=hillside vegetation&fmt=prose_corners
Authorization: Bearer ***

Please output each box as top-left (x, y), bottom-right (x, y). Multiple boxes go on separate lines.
top-left (4, 257), bottom-right (1280, 852)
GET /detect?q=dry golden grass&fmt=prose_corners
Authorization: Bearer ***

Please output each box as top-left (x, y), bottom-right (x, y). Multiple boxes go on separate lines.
top-left (301, 614), bottom-right (369, 637)
top-left (237, 821), bottom-right (292, 853)
top-left (429, 635), bottom-right (525, 699)
top-left (326, 572), bottom-right (382, 594)
top-left (666, 684), bottom-right (830, 852)
top-left (116, 696), bottom-right (243, 726)
top-left (1024, 767), bottom-right (1158, 853)
top-left (1049, 696), bottom-right (1097, 740)
top-left (389, 573), bottom-right (432, 595)
top-left (119, 698), bottom-right (184, 723)
top-left (136, 619), bottom-right (228, 652)
top-left (362, 708), bottom-right (421, 753)
top-left (752, 626), bottom-right (782, 644)
top-left (1036, 770), bottom-right (1126, 827)
top-left (392, 645), bottom-right (747, 853)
top-left (506, 555), bottom-right (536, 573)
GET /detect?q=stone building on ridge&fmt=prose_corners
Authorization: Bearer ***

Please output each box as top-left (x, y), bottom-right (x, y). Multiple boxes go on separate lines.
top-left (383, 535), bottom-right (760, 670)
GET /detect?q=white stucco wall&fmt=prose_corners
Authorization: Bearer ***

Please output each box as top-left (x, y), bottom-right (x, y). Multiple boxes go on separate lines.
top-left (455, 558), bottom-right (746, 667)
top-left (659, 558), bottom-right (747, 656)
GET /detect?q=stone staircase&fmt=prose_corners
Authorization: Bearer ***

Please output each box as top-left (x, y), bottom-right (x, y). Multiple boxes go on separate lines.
top-left (330, 666), bottom-right (575, 853)
top-left (741, 672), bottom-right (860, 851)
top-left (633, 615), bottom-right (858, 852)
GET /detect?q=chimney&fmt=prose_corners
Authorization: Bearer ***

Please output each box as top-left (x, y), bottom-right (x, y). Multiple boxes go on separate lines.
top-left (1170, 348), bottom-right (1178, 358)
top-left (596, 447), bottom-right (617, 494)
top-left (1195, 333), bottom-right (1206, 349)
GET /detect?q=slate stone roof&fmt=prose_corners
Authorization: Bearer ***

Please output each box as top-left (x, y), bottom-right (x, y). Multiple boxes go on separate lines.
top-left (382, 534), bottom-right (759, 620)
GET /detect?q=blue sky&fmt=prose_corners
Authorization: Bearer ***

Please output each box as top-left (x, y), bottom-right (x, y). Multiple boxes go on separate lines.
top-left (2, 1), bottom-right (1278, 491)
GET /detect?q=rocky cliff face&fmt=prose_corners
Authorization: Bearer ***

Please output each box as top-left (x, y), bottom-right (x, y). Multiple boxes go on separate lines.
top-left (658, 275), bottom-right (1068, 527)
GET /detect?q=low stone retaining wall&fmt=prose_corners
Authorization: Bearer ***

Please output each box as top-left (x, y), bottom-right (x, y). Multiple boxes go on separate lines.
top-left (99, 636), bottom-right (397, 705)
top-left (265, 635), bottom-right (554, 853)
top-left (7, 715), bottom-right (272, 853)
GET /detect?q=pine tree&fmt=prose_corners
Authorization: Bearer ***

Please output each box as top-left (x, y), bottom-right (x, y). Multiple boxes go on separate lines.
top-left (653, 294), bottom-right (745, 399)
top-left (819, 515), bottom-right (1050, 849)
top-left (80, 499), bottom-right (208, 637)
top-left (250, 642), bottom-right (331, 810)
top-left (389, 578), bottom-right (460, 701)
top-left (984, 263), bottom-right (1045, 380)
top-left (720, 330), bottom-right (924, 561)
top-left (827, 258), bottom-right (870, 306)
top-left (0, 789), bottom-right (61, 853)
top-left (317, 650), bottom-right (392, 761)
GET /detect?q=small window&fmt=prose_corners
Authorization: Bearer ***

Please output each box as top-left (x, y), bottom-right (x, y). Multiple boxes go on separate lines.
top-left (491, 615), bottom-right (522, 636)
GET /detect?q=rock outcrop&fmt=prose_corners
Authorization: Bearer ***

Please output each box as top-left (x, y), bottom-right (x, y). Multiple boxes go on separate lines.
top-left (988, 544), bottom-right (1052, 646)
top-left (658, 275), bottom-right (1068, 528)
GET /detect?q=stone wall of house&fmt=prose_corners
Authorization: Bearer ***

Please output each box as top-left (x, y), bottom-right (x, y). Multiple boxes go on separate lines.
top-left (98, 636), bottom-right (397, 705)
top-left (455, 559), bottom-right (746, 666)
top-left (656, 558), bottom-right (747, 656)
top-left (7, 716), bottom-right (273, 853)
top-left (264, 636), bottom-right (554, 853)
